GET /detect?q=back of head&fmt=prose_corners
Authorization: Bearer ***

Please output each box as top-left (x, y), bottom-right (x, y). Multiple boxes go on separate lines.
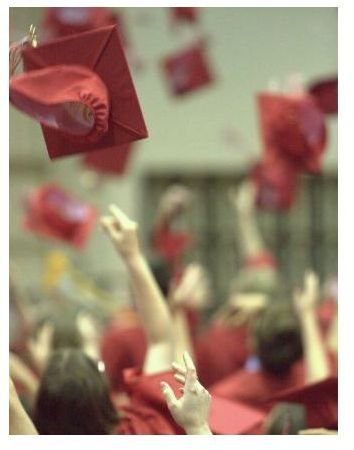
top-left (34, 349), bottom-right (118, 434)
top-left (252, 303), bottom-right (303, 374)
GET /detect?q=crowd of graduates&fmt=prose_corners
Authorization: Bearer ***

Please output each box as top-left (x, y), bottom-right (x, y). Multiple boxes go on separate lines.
top-left (9, 183), bottom-right (338, 435)
top-left (9, 7), bottom-right (337, 436)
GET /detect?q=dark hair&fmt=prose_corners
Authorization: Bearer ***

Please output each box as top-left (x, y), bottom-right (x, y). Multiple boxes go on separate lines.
top-left (266, 402), bottom-right (307, 434)
top-left (253, 303), bottom-right (303, 374)
top-left (148, 255), bottom-right (172, 298)
top-left (34, 306), bottom-right (82, 351)
top-left (34, 349), bottom-right (119, 434)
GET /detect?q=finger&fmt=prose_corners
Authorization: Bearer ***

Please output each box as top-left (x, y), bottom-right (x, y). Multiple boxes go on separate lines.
top-left (183, 351), bottom-right (197, 373)
top-left (172, 361), bottom-right (187, 376)
top-left (109, 204), bottom-right (133, 228)
top-left (174, 373), bottom-right (186, 385)
top-left (160, 382), bottom-right (178, 410)
top-left (100, 216), bottom-right (121, 240)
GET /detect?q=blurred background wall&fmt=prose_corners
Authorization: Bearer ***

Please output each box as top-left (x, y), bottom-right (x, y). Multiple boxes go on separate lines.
top-left (9, 7), bottom-right (337, 300)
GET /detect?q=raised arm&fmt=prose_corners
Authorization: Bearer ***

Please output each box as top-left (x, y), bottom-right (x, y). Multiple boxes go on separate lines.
top-left (161, 351), bottom-right (212, 435)
top-left (229, 180), bottom-right (266, 260)
top-left (9, 378), bottom-right (38, 435)
top-left (101, 205), bottom-right (173, 374)
top-left (293, 271), bottom-right (330, 383)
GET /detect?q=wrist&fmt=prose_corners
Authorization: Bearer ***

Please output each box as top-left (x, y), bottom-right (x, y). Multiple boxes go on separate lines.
top-left (184, 422), bottom-right (212, 435)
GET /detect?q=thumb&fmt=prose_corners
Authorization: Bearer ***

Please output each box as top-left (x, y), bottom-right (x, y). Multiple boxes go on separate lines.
top-left (160, 382), bottom-right (178, 411)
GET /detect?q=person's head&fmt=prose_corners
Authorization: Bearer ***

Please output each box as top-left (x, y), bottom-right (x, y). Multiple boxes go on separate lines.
top-left (34, 349), bottom-right (119, 434)
top-left (265, 402), bottom-right (307, 434)
top-left (229, 267), bottom-right (280, 300)
top-left (252, 303), bottom-right (303, 374)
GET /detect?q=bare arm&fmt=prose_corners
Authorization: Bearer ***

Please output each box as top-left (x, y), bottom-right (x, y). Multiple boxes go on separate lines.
top-left (229, 180), bottom-right (266, 260)
top-left (9, 378), bottom-right (38, 435)
top-left (294, 271), bottom-right (330, 383)
top-left (101, 205), bottom-right (173, 374)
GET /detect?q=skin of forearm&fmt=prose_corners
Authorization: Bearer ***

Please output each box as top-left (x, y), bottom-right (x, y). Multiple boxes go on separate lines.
top-left (237, 214), bottom-right (265, 258)
top-left (299, 310), bottom-right (330, 383)
top-left (171, 308), bottom-right (195, 365)
top-left (9, 398), bottom-right (38, 435)
top-left (124, 253), bottom-right (173, 345)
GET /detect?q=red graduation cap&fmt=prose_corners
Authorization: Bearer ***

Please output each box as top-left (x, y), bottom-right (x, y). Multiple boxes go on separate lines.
top-left (42, 7), bottom-right (118, 39)
top-left (23, 183), bottom-right (97, 248)
top-left (257, 92), bottom-right (327, 174)
top-left (270, 377), bottom-right (338, 430)
top-left (209, 396), bottom-right (265, 435)
top-left (82, 143), bottom-right (134, 175)
top-left (171, 7), bottom-right (199, 24)
top-left (13, 25), bottom-right (147, 159)
top-left (308, 76), bottom-right (338, 115)
top-left (251, 157), bottom-right (299, 210)
top-left (161, 41), bottom-right (214, 96)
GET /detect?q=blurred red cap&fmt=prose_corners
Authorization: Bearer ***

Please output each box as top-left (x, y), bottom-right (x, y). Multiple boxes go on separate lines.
top-left (161, 41), bottom-right (214, 96)
top-left (257, 92), bottom-right (327, 173)
top-left (308, 76), bottom-right (338, 115)
top-left (24, 183), bottom-right (97, 248)
top-left (251, 157), bottom-right (299, 210)
top-left (171, 7), bottom-right (199, 23)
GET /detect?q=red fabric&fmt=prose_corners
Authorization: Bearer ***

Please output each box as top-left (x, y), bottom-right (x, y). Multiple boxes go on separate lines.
top-left (308, 76), bottom-right (338, 115)
top-left (251, 157), bottom-right (299, 210)
top-left (23, 183), bottom-right (96, 248)
top-left (101, 308), bottom-right (200, 393)
top-left (117, 369), bottom-right (184, 435)
top-left (171, 7), bottom-right (199, 23)
top-left (10, 65), bottom-right (109, 143)
top-left (210, 362), bottom-right (305, 413)
top-left (257, 92), bottom-right (327, 174)
top-left (270, 377), bottom-right (338, 429)
top-left (152, 223), bottom-right (193, 272)
top-left (101, 326), bottom-right (146, 393)
top-left (161, 41), bottom-right (214, 96)
top-left (83, 143), bottom-right (134, 175)
top-left (21, 25), bottom-right (148, 159)
top-left (244, 251), bottom-right (277, 269)
top-left (209, 395), bottom-right (265, 435)
top-left (195, 324), bottom-right (250, 388)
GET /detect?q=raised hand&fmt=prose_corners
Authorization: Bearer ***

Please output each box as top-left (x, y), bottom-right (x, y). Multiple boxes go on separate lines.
top-left (160, 351), bottom-right (212, 435)
top-left (293, 270), bottom-right (320, 316)
top-left (100, 204), bottom-right (140, 260)
top-left (157, 185), bottom-right (192, 221)
top-left (229, 180), bottom-right (256, 216)
top-left (170, 263), bottom-right (211, 310)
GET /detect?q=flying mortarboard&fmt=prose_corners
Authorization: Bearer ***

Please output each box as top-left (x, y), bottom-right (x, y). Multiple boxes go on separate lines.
top-left (42, 7), bottom-right (118, 39)
top-left (23, 183), bottom-right (97, 248)
top-left (10, 25), bottom-right (148, 159)
top-left (251, 157), bottom-right (299, 210)
top-left (308, 76), bottom-right (338, 115)
top-left (257, 92), bottom-right (327, 174)
top-left (171, 7), bottom-right (199, 24)
top-left (161, 40), bottom-right (214, 97)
